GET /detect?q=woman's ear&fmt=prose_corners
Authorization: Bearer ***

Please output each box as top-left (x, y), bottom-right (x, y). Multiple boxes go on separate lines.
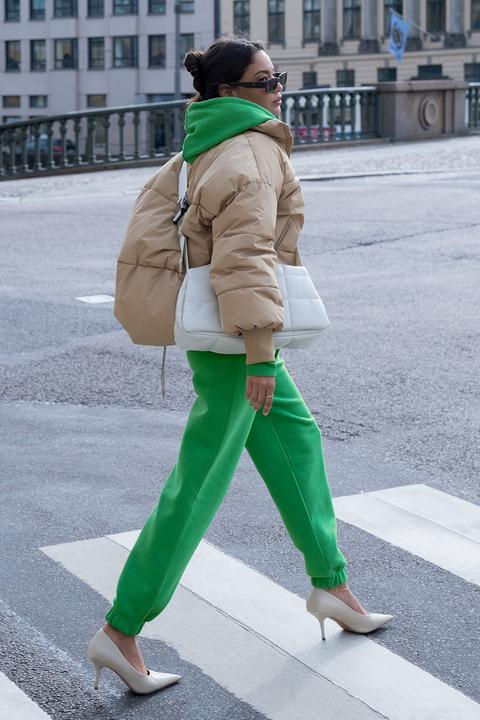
top-left (218, 83), bottom-right (234, 98)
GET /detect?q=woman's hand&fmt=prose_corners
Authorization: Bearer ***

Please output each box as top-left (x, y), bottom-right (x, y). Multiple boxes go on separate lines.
top-left (246, 376), bottom-right (275, 416)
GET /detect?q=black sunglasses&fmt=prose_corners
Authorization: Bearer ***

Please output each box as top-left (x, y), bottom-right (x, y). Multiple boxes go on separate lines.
top-left (227, 71), bottom-right (287, 93)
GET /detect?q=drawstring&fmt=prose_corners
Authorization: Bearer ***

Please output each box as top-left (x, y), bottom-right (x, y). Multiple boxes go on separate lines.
top-left (160, 345), bottom-right (167, 399)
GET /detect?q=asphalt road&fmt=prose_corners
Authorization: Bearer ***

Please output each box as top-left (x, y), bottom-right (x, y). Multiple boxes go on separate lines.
top-left (1, 137), bottom-right (479, 719)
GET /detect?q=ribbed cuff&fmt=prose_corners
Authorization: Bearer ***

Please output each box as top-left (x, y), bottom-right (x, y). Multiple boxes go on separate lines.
top-left (242, 327), bottom-right (275, 365)
top-left (246, 360), bottom-right (277, 377)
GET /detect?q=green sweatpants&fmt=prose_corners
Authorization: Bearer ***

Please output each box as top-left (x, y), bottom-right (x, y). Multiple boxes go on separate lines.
top-left (105, 348), bottom-right (348, 635)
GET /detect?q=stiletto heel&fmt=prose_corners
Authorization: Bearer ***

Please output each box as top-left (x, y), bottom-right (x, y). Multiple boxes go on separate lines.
top-left (87, 628), bottom-right (181, 694)
top-left (306, 588), bottom-right (393, 640)
top-left (93, 662), bottom-right (102, 689)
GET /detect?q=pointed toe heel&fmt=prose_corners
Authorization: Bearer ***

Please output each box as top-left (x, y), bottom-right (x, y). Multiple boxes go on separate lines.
top-left (306, 588), bottom-right (393, 640)
top-left (87, 628), bottom-right (181, 694)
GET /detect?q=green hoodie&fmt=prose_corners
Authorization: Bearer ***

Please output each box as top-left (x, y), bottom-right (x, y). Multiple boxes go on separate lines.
top-left (182, 96), bottom-right (277, 164)
top-left (182, 96), bottom-right (280, 377)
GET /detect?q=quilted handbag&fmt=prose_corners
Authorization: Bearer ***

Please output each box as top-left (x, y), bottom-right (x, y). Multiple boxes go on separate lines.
top-left (173, 162), bottom-right (330, 354)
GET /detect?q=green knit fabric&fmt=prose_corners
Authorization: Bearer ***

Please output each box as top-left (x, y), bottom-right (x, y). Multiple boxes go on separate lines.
top-left (182, 96), bottom-right (276, 164)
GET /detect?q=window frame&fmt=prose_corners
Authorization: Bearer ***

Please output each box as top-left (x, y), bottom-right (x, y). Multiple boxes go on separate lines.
top-left (88, 37), bottom-right (105, 70)
top-left (148, 0), bottom-right (165, 11)
top-left (233, 0), bottom-right (250, 36)
top-left (112, 0), bottom-right (138, 15)
top-left (113, 35), bottom-right (138, 68)
top-left (148, 34), bottom-right (166, 68)
top-left (303, 0), bottom-right (320, 43)
top-left (54, 37), bottom-right (78, 70)
top-left (343, 0), bottom-right (361, 40)
top-left (5, 0), bottom-right (20, 21)
top-left (268, 0), bottom-right (285, 45)
top-left (383, 0), bottom-right (402, 35)
top-left (29, 94), bottom-right (48, 108)
top-left (30, 38), bottom-right (46, 71)
top-left (53, 0), bottom-right (77, 18)
top-left (336, 68), bottom-right (355, 87)
top-left (472, 0), bottom-right (480, 30)
top-left (6, 40), bottom-right (21, 71)
top-left (87, 0), bottom-right (104, 17)
top-left (426, 0), bottom-right (445, 33)
top-left (30, 0), bottom-right (45, 20)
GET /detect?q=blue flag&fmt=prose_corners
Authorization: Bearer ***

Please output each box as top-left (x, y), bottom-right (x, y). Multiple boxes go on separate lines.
top-left (388, 12), bottom-right (410, 63)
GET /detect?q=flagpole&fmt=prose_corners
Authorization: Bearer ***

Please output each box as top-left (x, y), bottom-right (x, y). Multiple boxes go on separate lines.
top-left (388, 8), bottom-right (440, 42)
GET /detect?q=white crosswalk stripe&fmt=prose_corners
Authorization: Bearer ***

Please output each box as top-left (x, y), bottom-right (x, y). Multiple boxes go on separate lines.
top-left (41, 484), bottom-right (480, 720)
top-left (0, 671), bottom-right (52, 720)
top-left (333, 483), bottom-right (480, 585)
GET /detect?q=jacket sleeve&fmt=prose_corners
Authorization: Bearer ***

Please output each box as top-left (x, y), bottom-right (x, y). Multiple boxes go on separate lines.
top-left (209, 179), bottom-right (284, 365)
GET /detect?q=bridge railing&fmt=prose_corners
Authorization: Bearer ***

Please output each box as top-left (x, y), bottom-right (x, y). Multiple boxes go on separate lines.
top-left (0, 86), bottom-right (378, 179)
top-left (465, 82), bottom-right (480, 132)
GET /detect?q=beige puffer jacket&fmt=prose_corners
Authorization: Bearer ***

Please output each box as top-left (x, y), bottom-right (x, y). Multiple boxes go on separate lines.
top-left (114, 118), bottom-right (305, 365)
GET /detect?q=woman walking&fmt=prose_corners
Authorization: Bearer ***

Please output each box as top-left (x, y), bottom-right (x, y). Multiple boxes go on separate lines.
top-left (87, 36), bottom-right (393, 695)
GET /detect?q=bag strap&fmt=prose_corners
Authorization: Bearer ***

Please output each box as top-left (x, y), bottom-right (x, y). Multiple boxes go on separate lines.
top-left (174, 160), bottom-right (190, 273)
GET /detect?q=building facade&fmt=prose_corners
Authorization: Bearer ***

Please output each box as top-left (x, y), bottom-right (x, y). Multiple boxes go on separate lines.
top-left (220, 0), bottom-right (480, 90)
top-left (1, 0), bottom-right (216, 124)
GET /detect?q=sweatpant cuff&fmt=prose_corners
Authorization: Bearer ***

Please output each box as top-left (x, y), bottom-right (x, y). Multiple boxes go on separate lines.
top-left (310, 566), bottom-right (348, 589)
top-left (105, 607), bottom-right (143, 636)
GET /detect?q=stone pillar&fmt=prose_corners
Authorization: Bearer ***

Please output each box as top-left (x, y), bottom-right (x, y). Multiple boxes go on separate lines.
top-left (444, 0), bottom-right (466, 48)
top-left (405, 0), bottom-right (423, 51)
top-left (359, 0), bottom-right (380, 53)
top-left (376, 79), bottom-right (469, 140)
top-left (319, 0), bottom-right (339, 55)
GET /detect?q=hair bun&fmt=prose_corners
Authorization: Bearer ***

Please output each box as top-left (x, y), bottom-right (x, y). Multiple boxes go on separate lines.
top-left (184, 50), bottom-right (204, 78)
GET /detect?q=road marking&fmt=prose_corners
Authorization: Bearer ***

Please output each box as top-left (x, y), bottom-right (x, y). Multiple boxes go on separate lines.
top-left (333, 484), bottom-right (480, 586)
top-left (75, 294), bottom-right (114, 304)
top-left (0, 671), bottom-right (52, 720)
top-left (42, 527), bottom-right (480, 720)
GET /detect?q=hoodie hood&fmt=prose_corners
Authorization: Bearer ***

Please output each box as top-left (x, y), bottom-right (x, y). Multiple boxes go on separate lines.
top-left (182, 96), bottom-right (279, 164)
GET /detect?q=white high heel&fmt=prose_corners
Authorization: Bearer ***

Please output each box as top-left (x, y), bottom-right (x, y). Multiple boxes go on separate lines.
top-left (306, 587), bottom-right (393, 640)
top-left (87, 628), bottom-right (181, 694)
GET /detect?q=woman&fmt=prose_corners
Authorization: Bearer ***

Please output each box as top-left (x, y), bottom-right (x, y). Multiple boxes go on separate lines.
top-left (87, 36), bottom-right (393, 695)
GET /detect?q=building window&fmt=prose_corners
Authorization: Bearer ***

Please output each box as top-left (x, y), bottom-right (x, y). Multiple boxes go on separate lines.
top-left (304, 0), bottom-right (320, 42)
top-left (149, 35), bottom-right (166, 67)
top-left (87, 0), bottom-right (103, 16)
top-left (54, 38), bottom-right (77, 69)
top-left (113, 36), bottom-right (138, 67)
top-left (3, 95), bottom-right (21, 108)
top-left (180, 33), bottom-right (194, 59)
top-left (5, 0), bottom-right (20, 21)
top-left (149, 0), bottom-right (165, 12)
top-left (6, 40), bottom-right (21, 71)
top-left (378, 66), bottom-right (397, 81)
top-left (30, 39), bottom-right (46, 70)
top-left (302, 71), bottom-right (318, 88)
top-left (268, 0), bottom-right (285, 44)
top-left (88, 37), bottom-right (104, 69)
top-left (472, 0), bottom-right (480, 30)
top-left (426, 0), bottom-right (445, 32)
top-left (465, 62), bottom-right (480, 80)
top-left (87, 94), bottom-right (106, 107)
top-left (29, 94), bottom-right (48, 107)
top-left (233, 0), bottom-right (249, 35)
top-left (343, 0), bottom-right (361, 39)
top-left (30, 0), bottom-right (45, 20)
top-left (336, 68), bottom-right (355, 86)
top-left (113, 0), bottom-right (137, 14)
top-left (179, 1), bottom-right (194, 11)
top-left (417, 63), bottom-right (443, 78)
top-left (54, 0), bottom-right (77, 17)
top-left (384, 0), bottom-right (402, 34)
top-left (3, 116), bottom-right (21, 123)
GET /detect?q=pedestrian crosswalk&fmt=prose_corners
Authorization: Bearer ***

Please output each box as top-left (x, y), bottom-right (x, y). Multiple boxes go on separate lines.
top-left (333, 483), bottom-right (480, 586)
top-left (37, 483), bottom-right (480, 720)
top-left (0, 671), bottom-right (51, 720)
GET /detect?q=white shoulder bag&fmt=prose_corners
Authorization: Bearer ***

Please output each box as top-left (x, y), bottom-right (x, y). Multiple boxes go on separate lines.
top-left (173, 161), bottom-right (330, 354)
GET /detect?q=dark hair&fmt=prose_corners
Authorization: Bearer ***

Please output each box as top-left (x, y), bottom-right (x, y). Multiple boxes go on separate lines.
top-left (184, 36), bottom-right (265, 103)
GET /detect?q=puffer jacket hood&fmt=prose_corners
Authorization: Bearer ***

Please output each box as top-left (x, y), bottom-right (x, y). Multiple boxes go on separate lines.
top-left (182, 97), bottom-right (277, 163)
